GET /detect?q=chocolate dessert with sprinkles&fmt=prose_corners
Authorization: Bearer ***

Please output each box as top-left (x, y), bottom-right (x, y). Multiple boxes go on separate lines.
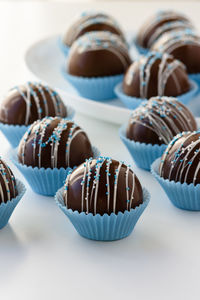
top-left (63, 11), bottom-right (125, 48)
top-left (136, 10), bottom-right (192, 50)
top-left (0, 158), bottom-right (17, 203)
top-left (63, 157), bottom-right (143, 215)
top-left (18, 117), bottom-right (93, 169)
top-left (123, 52), bottom-right (190, 99)
top-left (67, 31), bottom-right (131, 77)
top-left (126, 96), bottom-right (197, 145)
top-left (159, 131), bottom-right (200, 185)
top-left (0, 82), bottom-right (67, 126)
top-left (152, 30), bottom-right (200, 74)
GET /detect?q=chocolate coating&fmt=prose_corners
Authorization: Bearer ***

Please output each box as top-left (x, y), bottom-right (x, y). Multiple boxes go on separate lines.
top-left (63, 11), bottom-right (125, 47)
top-left (63, 157), bottom-right (143, 215)
top-left (123, 52), bottom-right (190, 99)
top-left (0, 158), bottom-right (17, 203)
top-left (159, 131), bottom-right (200, 185)
top-left (67, 31), bottom-right (131, 77)
top-left (152, 30), bottom-right (200, 74)
top-left (137, 10), bottom-right (192, 49)
top-left (0, 82), bottom-right (67, 125)
top-left (18, 117), bottom-right (93, 169)
top-left (126, 96), bottom-right (197, 145)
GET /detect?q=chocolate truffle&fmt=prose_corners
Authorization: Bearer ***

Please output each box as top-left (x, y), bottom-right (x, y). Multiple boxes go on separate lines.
top-left (0, 158), bottom-right (17, 203)
top-left (123, 52), bottom-right (190, 99)
top-left (0, 82), bottom-right (67, 125)
top-left (67, 31), bottom-right (131, 77)
top-left (152, 30), bottom-right (200, 73)
top-left (18, 117), bottom-right (93, 169)
top-left (63, 157), bottom-right (143, 215)
top-left (136, 10), bottom-right (192, 49)
top-left (159, 131), bottom-right (200, 185)
top-left (126, 96), bottom-right (197, 145)
top-left (63, 11), bottom-right (125, 47)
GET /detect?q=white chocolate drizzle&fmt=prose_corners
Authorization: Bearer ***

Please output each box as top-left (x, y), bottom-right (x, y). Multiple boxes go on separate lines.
top-left (159, 131), bottom-right (200, 184)
top-left (64, 157), bottom-right (136, 215)
top-left (11, 82), bottom-right (65, 125)
top-left (20, 117), bottom-right (82, 168)
top-left (130, 96), bottom-right (196, 144)
top-left (65, 11), bottom-right (124, 46)
top-left (125, 52), bottom-right (186, 99)
top-left (68, 31), bottom-right (130, 70)
top-left (0, 159), bottom-right (17, 203)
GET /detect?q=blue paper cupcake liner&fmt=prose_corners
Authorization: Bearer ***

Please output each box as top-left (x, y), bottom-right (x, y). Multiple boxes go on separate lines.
top-left (119, 124), bottom-right (167, 171)
top-left (62, 68), bottom-right (124, 101)
top-left (10, 146), bottom-right (100, 197)
top-left (151, 157), bottom-right (200, 211)
top-left (58, 36), bottom-right (70, 56)
top-left (0, 105), bottom-right (75, 148)
top-left (0, 179), bottom-right (26, 229)
top-left (115, 80), bottom-right (198, 110)
top-left (55, 186), bottom-right (150, 241)
top-left (0, 123), bottom-right (28, 148)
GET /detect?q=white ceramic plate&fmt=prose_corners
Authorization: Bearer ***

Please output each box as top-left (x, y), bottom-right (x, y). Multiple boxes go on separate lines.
top-left (25, 35), bottom-right (200, 125)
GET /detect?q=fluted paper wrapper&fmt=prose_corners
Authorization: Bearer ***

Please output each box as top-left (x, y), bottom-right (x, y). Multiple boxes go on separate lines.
top-left (55, 186), bottom-right (150, 241)
top-left (62, 69), bottom-right (124, 101)
top-left (119, 124), bottom-right (167, 171)
top-left (0, 179), bottom-right (26, 229)
top-left (151, 157), bottom-right (200, 211)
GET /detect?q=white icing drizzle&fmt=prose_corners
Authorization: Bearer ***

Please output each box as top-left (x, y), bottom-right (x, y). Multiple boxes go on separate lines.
top-left (0, 159), bottom-right (17, 203)
top-left (125, 52), bottom-right (186, 99)
top-left (65, 11), bottom-right (123, 46)
top-left (138, 10), bottom-right (189, 46)
top-left (64, 158), bottom-right (137, 215)
top-left (152, 30), bottom-right (200, 55)
top-left (11, 82), bottom-right (65, 125)
top-left (21, 117), bottom-right (81, 168)
top-left (147, 20), bottom-right (193, 48)
top-left (130, 96), bottom-right (196, 144)
top-left (159, 131), bottom-right (200, 184)
top-left (68, 31), bottom-right (130, 70)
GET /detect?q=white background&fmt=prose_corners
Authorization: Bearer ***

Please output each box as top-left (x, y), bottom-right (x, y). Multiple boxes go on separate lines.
top-left (0, 2), bottom-right (200, 300)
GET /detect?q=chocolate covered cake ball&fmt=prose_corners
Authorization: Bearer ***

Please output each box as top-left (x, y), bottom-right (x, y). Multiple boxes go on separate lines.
top-left (136, 10), bottom-right (192, 49)
top-left (18, 117), bottom-right (93, 169)
top-left (0, 158), bottom-right (17, 203)
top-left (63, 157), bottom-right (143, 215)
top-left (152, 30), bottom-right (200, 73)
top-left (63, 11), bottom-right (125, 47)
top-left (67, 31), bottom-right (131, 77)
top-left (123, 52), bottom-right (190, 99)
top-left (126, 96), bottom-right (197, 145)
top-left (159, 131), bottom-right (200, 185)
top-left (0, 82), bottom-right (67, 125)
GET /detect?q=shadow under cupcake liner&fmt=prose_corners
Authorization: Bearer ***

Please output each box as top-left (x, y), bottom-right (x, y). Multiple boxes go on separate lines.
top-left (58, 36), bottom-right (70, 56)
top-left (119, 124), bottom-right (167, 171)
top-left (62, 68), bottom-right (124, 101)
top-left (10, 146), bottom-right (100, 197)
top-left (151, 157), bottom-right (200, 211)
top-left (115, 80), bottom-right (198, 110)
top-left (0, 179), bottom-right (26, 229)
top-left (0, 105), bottom-right (75, 148)
top-left (55, 186), bottom-right (150, 241)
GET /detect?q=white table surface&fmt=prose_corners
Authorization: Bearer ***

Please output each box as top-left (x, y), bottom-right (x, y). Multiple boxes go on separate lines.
top-left (1, 1), bottom-right (200, 300)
